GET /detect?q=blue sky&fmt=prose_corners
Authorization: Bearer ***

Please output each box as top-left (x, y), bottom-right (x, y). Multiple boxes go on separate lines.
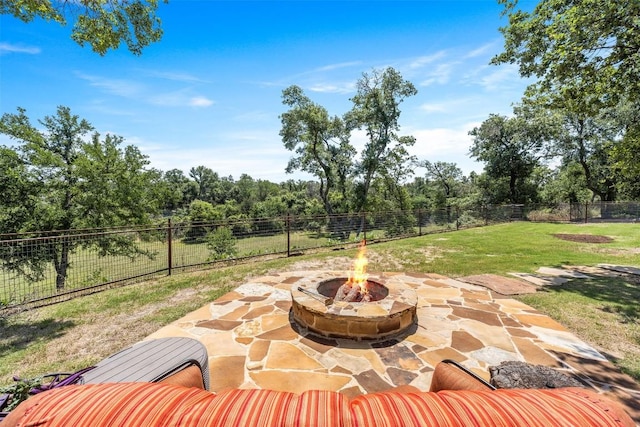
top-left (1, 0), bottom-right (535, 183)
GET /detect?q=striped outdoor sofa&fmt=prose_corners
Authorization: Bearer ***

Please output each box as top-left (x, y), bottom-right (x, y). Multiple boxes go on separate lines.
top-left (3, 379), bottom-right (634, 426)
top-left (3, 339), bottom-right (634, 426)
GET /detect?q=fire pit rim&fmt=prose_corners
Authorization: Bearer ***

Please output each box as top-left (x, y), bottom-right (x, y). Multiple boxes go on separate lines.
top-left (290, 271), bottom-right (418, 340)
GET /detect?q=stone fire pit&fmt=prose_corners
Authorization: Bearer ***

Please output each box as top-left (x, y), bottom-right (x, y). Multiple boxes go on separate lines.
top-left (291, 271), bottom-right (418, 340)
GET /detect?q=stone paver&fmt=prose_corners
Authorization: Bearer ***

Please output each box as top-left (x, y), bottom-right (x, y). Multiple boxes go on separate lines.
top-left (509, 272), bottom-right (569, 287)
top-left (599, 264), bottom-right (640, 276)
top-left (536, 267), bottom-right (592, 278)
top-left (145, 270), bottom-right (640, 424)
top-left (458, 274), bottom-right (538, 295)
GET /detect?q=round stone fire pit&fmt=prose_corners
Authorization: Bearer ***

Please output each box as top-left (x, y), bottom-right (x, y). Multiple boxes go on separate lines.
top-left (291, 272), bottom-right (418, 340)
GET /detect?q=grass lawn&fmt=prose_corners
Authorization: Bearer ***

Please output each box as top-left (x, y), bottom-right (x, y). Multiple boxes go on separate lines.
top-left (1, 221), bottom-right (639, 387)
top-left (518, 276), bottom-right (640, 380)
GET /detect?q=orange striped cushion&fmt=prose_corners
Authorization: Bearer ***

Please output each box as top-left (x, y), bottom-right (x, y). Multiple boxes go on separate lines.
top-left (6, 382), bottom-right (212, 426)
top-left (350, 391), bottom-right (465, 427)
top-left (8, 383), bottom-right (349, 427)
top-left (350, 388), bottom-right (634, 427)
top-left (6, 383), bottom-right (634, 427)
top-left (437, 388), bottom-right (634, 427)
top-left (172, 389), bottom-right (350, 426)
top-left (295, 390), bottom-right (352, 427)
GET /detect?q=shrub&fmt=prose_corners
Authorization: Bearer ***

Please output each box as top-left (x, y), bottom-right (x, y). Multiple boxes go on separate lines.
top-left (206, 227), bottom-right (238, 261)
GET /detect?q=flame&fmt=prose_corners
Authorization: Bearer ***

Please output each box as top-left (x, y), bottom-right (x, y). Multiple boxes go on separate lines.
top-left (346, 240), bottom-right (368, 294)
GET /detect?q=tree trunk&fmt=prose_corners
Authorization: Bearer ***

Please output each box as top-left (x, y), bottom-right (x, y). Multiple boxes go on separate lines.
top-left (54, 238), bottom-right (70, 290)
top-left (328, 215), bottom-right (351, 241)
top-left (509, 173), bottom-right (518, 204)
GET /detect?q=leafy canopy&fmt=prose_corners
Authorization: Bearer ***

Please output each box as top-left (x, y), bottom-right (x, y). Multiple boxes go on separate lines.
top-left (1, 0), bottom-right (167, 55)
top-left (493, 0), bottom-right (640, 102)
top-left (0, 106), bottom-right (159, 289)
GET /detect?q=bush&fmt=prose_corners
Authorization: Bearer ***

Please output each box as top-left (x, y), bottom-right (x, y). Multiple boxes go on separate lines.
top-left (206, 227), bottom-right (238, 261)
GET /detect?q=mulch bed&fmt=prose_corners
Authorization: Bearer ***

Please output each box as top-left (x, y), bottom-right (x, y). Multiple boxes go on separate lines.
top-left (553, 234), bottom-right (614, 243)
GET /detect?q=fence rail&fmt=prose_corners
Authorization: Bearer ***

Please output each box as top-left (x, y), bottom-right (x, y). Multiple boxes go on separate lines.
top-left (1, 202), bottom-right (637, 314)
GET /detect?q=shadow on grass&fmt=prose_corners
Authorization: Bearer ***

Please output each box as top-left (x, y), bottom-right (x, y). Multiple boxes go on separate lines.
top-left (529, 273), bottom-right (640, 383)
top-left (551, 350), bottom-right (640, 423)
top-left (0, 317), bottom-right (76, 359)
top-left (547, 275), bottom-right (640, 322)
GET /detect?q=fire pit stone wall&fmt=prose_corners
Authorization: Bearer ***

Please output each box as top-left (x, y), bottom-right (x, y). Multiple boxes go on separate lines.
top-left (291, 271), bottom-right (418, 340)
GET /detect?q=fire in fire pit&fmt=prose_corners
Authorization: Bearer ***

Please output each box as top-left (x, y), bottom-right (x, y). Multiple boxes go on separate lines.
top-left (330, 242), bottom-right (386, 303)
top-left (290, 241), bottom-right (417, 340)
top-left (318, 277), bottom-right (389, 303)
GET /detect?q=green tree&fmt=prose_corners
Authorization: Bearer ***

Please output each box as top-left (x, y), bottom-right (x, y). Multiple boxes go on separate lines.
top-left (0, 106), bottom-right (158, 289)
top-left (469, 113), bottom-right (546, 204)
top-left (421, 161), bottom-right (464, 221)
top-left (493, 0), bottom-right (640, 102)
top-left (555, 113), bottom-right (618, 202)
top-left (188, 166), bottom-right (233, 204)
top-left (494, 0), bottom-right (640, 185)
top-left (280, 85), bottom-right (354, 216)
top-left (610, 101), bottom-right (640, 198)
top-left (536, 163), bottom-right (590, 204)
top-left (1, 0), bottom-right (166, 55)
top-left (184, 199), bottom-right (221, 242)
top-left (234, 174), bottom-right (257, 212)
top-left (422, 161), bottom-right (463, 204)
top-left (346, 67), bottom-right (418, 215)
top-left (160, 168), bottom-right (198, 212)
top-left (0, 146), bottom-right (38, 234)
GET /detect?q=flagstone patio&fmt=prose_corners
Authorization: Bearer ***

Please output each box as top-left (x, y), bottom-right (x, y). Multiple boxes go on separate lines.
top-left (146, 269), bottom-right (640, 423)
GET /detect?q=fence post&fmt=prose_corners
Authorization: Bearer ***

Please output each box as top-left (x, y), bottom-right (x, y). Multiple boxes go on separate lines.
top-left (286, 214), bottom-right (291, 257)
top-left (418, 209), bottom-right (422, 236)
top-left (362, 211), bottom-right (367, 242)
top-left (585, 202), bottom-right (589, 224)
top-left (167, 218), bottom-right (173, 276)
top-left (456, 207), bottom-right (460, 230)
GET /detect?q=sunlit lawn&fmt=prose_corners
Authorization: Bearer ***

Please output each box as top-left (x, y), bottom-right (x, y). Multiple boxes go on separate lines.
top-left (1, 221), bottom-right (639, 385)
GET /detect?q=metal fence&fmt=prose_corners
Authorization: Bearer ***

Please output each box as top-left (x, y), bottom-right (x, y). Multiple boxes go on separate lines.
top-left (1, 202), bottom-right (637, 314)
top-left (522, 202), bottom-right (640, 223)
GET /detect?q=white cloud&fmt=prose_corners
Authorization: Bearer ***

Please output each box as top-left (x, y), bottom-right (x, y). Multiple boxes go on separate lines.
top-left (479, 65), bottom-right (521, 90)
top-left (143, 70), bottom-right (208, 83)
top-left (464, 42), bottom-right (497, 59)
top-left (189, 96), bottom-right (214, 107)
top-left (314, 61), bottom-right (363, 72)
top-left (407, 51), bottom-right (447, 70)
top-left (221, 129), bottom-right (280, 142)
top-left (86, 100), bottom-right (137, 116)
top-left (408, 124), bottom-right (484, 175)
top-left (147, 90), bottom-right (214, 108)
top-left (232, 110), bottom-right (273, 122)
top-left (76, 72), bottom-right (144, 98)
top-left (308, 81), bottom-right (356, 94)
top-left (418, 97), bottom-right (478, 115)
top-left (409, 126), bottom-right (473, 156)
top-left (463, 63), bottom-right (524, 91)
top-left (419, 101), bottom-right (454, 114)
top-left (262, 61), bottom-right (362, 91)
top-left (419, 103), bottom-right (448, 113)
top-left (341, 125), bottom-right (484, 177)
top-left (136, 135), bottom-right (299, 182)
top-left (419, 62), bottom-right (458, 86)
top-left (0, 42), bottom-right (41, 55)
top-left (77, 72), bottom-right (214, 108)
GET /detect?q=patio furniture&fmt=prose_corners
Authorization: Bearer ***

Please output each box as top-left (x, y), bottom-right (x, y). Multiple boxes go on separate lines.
top-left (3, 361), bottom-right (634, 426)
top-left (82, 337), bottom-right (210, 390)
